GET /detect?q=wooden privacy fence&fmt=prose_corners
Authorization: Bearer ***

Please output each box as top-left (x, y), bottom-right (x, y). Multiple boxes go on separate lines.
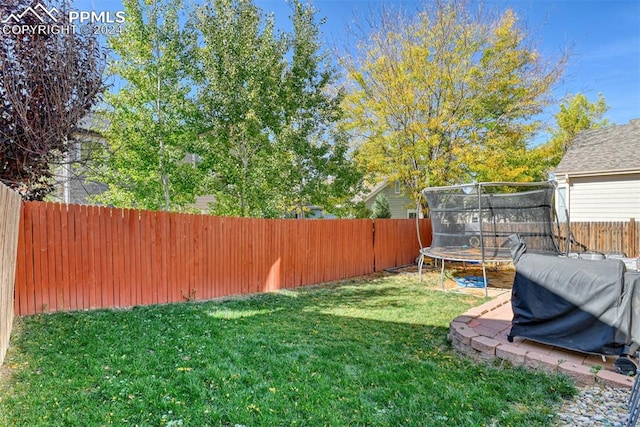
top-left (374, 219), bottom-right (431, 270)
top-left (0, 183), bottom-right (22, 365)
top-left (557, 220), bottom-right (639, 258)
top-left (15, 202), bottom-right (432, 316)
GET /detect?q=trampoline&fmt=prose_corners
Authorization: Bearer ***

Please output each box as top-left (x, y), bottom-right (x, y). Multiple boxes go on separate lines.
top-left (418, 181), bottom-right (560, 296)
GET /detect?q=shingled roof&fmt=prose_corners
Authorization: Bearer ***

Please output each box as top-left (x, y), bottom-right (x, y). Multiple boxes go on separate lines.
top-left (554, 119), bottom-right (640, 176)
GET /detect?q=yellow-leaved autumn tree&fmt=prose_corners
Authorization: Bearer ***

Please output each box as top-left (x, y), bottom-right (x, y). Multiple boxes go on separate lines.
top-left (341, 0), bottom-right (567, 201)
top-left (531, 93), bottom-right (610, 179)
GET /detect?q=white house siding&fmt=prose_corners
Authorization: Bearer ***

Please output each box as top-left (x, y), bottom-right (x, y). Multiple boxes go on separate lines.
top-left (52, 136), bottom-right (108, 205)
top-left (561, 174), bottom-right (640, 222)
top-left (194, 195), bottom-right (216, 213)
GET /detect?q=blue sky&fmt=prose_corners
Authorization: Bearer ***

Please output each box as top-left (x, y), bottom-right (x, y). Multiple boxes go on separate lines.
top-left (265, 0), bottom-right (640, 128)
top-left (79, 0), bottom-right (639, 130)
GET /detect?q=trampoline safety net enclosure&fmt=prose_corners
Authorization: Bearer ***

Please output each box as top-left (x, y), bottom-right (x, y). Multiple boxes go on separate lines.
top-left (422, 181), bottom-right (560, 263)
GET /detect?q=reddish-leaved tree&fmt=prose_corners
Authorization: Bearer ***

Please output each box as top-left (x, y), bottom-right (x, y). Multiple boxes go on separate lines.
top-left (0, 0), bottom-right (105, 200)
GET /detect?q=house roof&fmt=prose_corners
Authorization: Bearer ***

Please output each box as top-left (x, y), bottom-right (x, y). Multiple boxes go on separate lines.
top-left (73, 112), bottom-right (109, 137)
top-left (361, 180), bottom-right (389, 204)
top-left (554, 119), bottom-right (640, 177)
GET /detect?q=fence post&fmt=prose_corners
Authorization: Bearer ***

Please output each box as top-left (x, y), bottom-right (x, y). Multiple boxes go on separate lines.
top-left (631, 218), bottom-right (637, 258)
top-left (0, 184), bottom-right (22, 366)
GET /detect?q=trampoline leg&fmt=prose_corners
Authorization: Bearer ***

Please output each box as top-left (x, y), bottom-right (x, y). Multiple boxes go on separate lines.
top-left (418, 252), bottom-right (424, 282)
top-left (628, 373), bottom-right (640, 427)
top-left (440, 259), bottom-right (446, 292)
top-left (482, 262), bottom-right (488, 298)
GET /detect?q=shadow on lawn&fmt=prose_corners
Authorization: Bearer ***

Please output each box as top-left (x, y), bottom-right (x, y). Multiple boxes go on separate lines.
top-left (0, 276), bottom-right (573, 427)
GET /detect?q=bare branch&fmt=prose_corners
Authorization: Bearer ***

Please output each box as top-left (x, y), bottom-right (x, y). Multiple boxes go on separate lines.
top-left (0, 0), bottom-right (106, 200)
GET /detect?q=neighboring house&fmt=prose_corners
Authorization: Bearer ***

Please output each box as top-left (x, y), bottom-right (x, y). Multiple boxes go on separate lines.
top-left (53, 118), bottom-right (215, 212)
top-left (52, 118), bottom-right (336, 217)
top-left (53, 114), bottom-right (109, 205)
top-left (362, 180), bottom-right (420, 219)
top-left (553, 119), bottom-right (640, 222)
top-left (193, 194), bottom-right (216, 213)
top-left (287, 205), bottom-right (337, 219)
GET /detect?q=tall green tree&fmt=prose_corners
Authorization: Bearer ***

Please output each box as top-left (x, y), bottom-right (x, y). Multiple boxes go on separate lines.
top-left (191, 0), bottom-right (288, 217)
top-left (342, 0), bottom-right (566, 200)
top-left (276, 1), bottom-right (363, 218)
top-left (192, 0), bottom-right (361, 217)
top-left (93, 0), bottom-right (360, 216)
top-left (91, 0), bottom-right (201, 210)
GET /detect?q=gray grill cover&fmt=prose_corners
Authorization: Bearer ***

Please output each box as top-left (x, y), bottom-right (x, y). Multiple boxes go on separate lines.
top-left (508, 236), bottom-right (640, 355)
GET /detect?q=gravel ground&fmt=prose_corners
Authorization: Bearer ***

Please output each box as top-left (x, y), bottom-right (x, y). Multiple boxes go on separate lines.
top-left (555, 385), bottom-right (632, 427)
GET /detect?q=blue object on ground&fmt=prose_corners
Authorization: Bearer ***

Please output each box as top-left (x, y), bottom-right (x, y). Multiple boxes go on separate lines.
top-left (454, 276), bottom-right (487, 288)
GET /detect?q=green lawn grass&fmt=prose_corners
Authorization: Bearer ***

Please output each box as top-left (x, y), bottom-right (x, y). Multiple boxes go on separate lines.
top-left (0, 274), bottom-right (575, 426)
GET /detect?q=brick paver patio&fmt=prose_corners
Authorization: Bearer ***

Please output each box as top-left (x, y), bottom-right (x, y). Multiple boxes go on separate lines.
top-left (449, 292), bottom-right (636, 389)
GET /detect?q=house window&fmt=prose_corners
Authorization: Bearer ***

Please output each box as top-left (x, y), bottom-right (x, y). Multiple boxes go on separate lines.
top-left (407, 209), bottom-right (417, 219)
top-left (556, 186), bottom-right (567, 222)
top-left (394, 181), bottom-right (401, 194)
top-left (67, 140), bottom-right (81, 162)
top-left (191, 153), bottom-right (202, 166)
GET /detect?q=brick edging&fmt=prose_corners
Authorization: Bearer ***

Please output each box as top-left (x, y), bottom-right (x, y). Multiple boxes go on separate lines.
top-left (447, 294), bottom-right (636, 389)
